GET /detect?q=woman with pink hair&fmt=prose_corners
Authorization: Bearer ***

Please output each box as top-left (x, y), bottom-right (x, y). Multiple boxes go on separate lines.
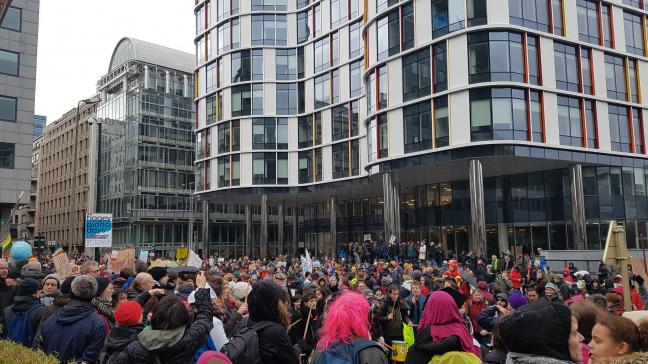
top-left (309, 291), bottom-right (388, 364)
top-left (405, 291), bottom-right (482, 364)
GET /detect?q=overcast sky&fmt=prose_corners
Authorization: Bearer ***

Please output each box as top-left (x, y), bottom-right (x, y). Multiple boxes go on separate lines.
top-left (35, 0), bottom-right (195, 122)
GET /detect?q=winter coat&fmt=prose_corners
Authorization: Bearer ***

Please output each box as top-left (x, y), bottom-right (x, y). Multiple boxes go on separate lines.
top-left (106, 288), bottom-right (213, 364)
top-left (509, 270), bottom-right (523, 289)
top-left (591, 352), bottom-right (648, 364)
top-left (34, 299), bottom-right (107, 364)
top-left (477, 305), bottom-right (501, 332)
top-left (251, 318), bottom-right (300, 364)
top-left (483, 348), bottom-right (508, 364)
top-left (3, 295), bottom-right (45, 337)
top-left (404, 327), bottom-right (462, 364)
top-left (39, 293), bottom-right (71, 327)
top-left (309, 339), bottom-right (389, 364)
top-left (99, 324), bottom-right (144, 364)
top-left (505, 352), bottom-right (576, 364)
top-left (377, 297), bottom-right (410, 339)
top-left (0, 279), bottom-right (16, 333)
top-left (405, 294), bottom-right (426, 326)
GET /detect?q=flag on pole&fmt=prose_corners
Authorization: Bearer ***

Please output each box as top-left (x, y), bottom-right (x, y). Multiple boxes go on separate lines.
top-left (53, 246), bottom-right (64, 257)
top-left (301, 249), bottom-right (312, 276)
top-left (1, 233), bottom-right (11, 250)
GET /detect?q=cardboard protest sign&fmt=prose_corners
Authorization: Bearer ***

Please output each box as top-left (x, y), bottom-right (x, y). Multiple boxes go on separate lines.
top-left (109, 249), bottom-right (135, 273)
top-left (53, 252), bottom-right (71, 279)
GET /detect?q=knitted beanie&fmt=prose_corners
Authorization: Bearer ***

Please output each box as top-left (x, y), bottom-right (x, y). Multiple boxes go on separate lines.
top-left (71, 275), bottom-right (98, 301)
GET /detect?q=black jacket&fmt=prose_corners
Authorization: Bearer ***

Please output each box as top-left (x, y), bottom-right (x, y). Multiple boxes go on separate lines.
top-left (483, 348), bottom-right (508, 364)
top-left (107, 288), bottom-right (213, 364)
top-left (253, 319), bottom-right (300, 364)
top-left (99, 324), bottom-right (144, 364)
top-left (3, 295), bottom-right (45, 338)
top-left (404, 327), bottom-right (462, 364)
top-left (0, 279), bottom-right (17, 334)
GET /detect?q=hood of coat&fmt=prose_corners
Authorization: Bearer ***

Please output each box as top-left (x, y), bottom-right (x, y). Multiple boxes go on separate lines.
top-left (591, 352), bottom-right (648, 364)
top-left (55, 300), bottom-right (95, 325)
top-left (11, 295), bottom-right (41, 312)
top-left (138, 325), bottom-right (186, 351)
top-left (505, 352), bottom-right (575, 364)
top-left (104, 325), bottom-right (144, 351)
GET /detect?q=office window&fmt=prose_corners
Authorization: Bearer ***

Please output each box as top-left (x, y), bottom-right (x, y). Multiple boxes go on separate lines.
top-left (377, 0), bottom-right (398, 12)
top-left (557, 96), bottom-right (584, 147)
top-left (350, 60), bottom-right (363, 97)
top-left (276, 49), bottom-right (296, 80)
top-left (468, 31), bottom-right (525, 84)
top-left (510, 0), bottom-right (550, 32)
top-left (349, 21), bottom-right (363, 58)
top-left (581, 48), bottom-right (593, 94)
top-left (314, 74), bottom-right (330, 108)
top-left (467, 0), bottom-right (487, 26)
top-left (297, 47), bottom-right (305, 79)
top-left (298, 113), bottom-right (322, 148)
top-left (0, 143), bottom-right (15, 169)
top-left (298, 81), bottom-right (305, 113)
top-left (332, 69), bottom-right (340, 104)
top-left (605, 54), bottom-right (628, 101)
top-left (276, 83), bottom-right (298, 115)
top-left (217, 0), bottom-right (239, 20)
top-left (350, 101), bottom-right (359, 137)
top-left (377, 10), bottom-right (400, 61)
top-left (608, 104), bottom-right (631, 152)
top-left (297, 10), bottom-right (311, 44)
top-left (402, 48), bottom-right (431, 102)
top-left (470, 88), bottom-right (529, 141)
top-left (402, 4), bottom-right (415, 50)
top-left (404, 101), bottom-right (433, 153)
top-left (252, 0), bottom-right (286, 11)
top-left (530, 91), bottom-right (544, 143)
top-left (252, 84), bottom-right (263, 115)
top-left (331, 0), bottom-right (348, 28)
top-left (218, 120), bottom-right (240, 153)
top-left (217, 18), bottom-right (240, 53)
top-left (314, 4), bottom-right (322, 37)
top-left (298, 148), bottom-right (322, 183)
top-left (629, 59), bottom-right (639, 103)
top-left (552, 0), bottom-right (564, 35)
top-left (231, 49), bottom-right (263, 83)
top-left (0, 50), bottom-right (18, 76)
top-left (297, 0), bottom-right (310, 9)
top-left (231, 85), bottom-right (251, 116)
top-left (332, 104), bottom-right (349, 141)
top-left (527, 36), bottom-right (540, 85)
top-left (314, 37), bottom-right (330, 73)
top-left (253, 153), bottom-right (287, 185)
top-left (0, 96), bottom-right (17, 122)
top-left (554, 42), bottom-right (580, 92)
top-left (251, 15), bottom-right (287, 46)
top-left (624, 11), bottom-right (645, 56)
top-left (432, 0), bottom-right (465, 38)
top-left (378, 114), bottom-right (389, 158)
top-left (434, 96), bottom-right (449, 147)
top-left (206, 61), bottom-right (218, 93)
top-left (218, 156), bottom-right (230, 187)
top-left (253, 118), bottom-right (288, 149)
top-left (367, 69), bottom-right (376, 114)
top-left (631, 108), bottom-right (644, 154)
top-left (584, 100), bottom-right (597, 148)
top-left (433, 42), bottom-right (448, 92)
top-left (1, 6), bottom-right (21, 32)
top-left (331, 32), bottom-right (340, 67)
top-left (206, 93), bottom-right (220, 124)
top-left (332, 142), bottom-right (350, 179)
top-left (378, 65), bottom-right (388, 109)
top-left (577, 0), bottom-right (600, 45)
top-left (601, 4), bottom-right (613, 47)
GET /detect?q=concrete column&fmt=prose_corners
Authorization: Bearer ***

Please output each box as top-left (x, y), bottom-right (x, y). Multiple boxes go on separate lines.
top-left (122, 77), bottom-right (128, 92)
top-left (245, 204), bottom-right (252, 257)
top-left (143, 65), bottom-right (150, 89)
top-left (330, 195), bottom-right (337, 259)
top-left (570, 164), bottom-right (587, 250)
top-left (469, 159), bottom-right (487, 257)
top-left (277, 202), bottom-right (284, 255)
top-left (202, 200), bottom-right (209, 257)
top-left (382, 173), bottom-right (401, 241)
top-left (165, 70), bottom-right (171, 94)
top-left (292, 207), bottom-right (298, 256)
top-left (260, 194), bottom-right (268, 258)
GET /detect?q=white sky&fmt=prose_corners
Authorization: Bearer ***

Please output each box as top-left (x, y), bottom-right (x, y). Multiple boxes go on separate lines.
top-left (35, 0), bottom-right (195, 123)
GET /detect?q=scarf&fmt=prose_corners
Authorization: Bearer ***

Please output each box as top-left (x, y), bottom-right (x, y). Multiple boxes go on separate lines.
top-left (92, 297), bottom-right (115, 324)
top-left (418, 291), bottom-right (482, 359)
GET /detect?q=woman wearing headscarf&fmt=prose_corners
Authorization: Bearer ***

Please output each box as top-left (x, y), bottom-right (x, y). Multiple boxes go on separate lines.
top-left (404, 291), bottom-right (482, 364)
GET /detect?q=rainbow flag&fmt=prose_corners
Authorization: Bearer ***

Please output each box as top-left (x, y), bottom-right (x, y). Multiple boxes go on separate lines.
top-left (53, 246), bottom-right (63, 257)
top-left (1, 233), bottom-right (11, 250)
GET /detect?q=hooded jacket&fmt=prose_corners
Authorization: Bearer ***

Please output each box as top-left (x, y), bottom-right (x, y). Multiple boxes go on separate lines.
top-left (34, 299), bottom-right (107, 364)
top-left (3, 295), bottom-right (45, 337)
top-left (106, 288), bottom-right (213, 364)
top-left (99, 324), bottom-right (144, 364)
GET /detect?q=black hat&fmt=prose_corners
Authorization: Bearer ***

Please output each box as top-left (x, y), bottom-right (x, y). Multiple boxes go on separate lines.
top-left (148, 267), bottom-right (168, 283)
top-left (94, 276), bottom-right (111, 297)
top-left (441, 287), bottom-right (467, 308)
top-left (17, 278), bottom-right (40, 296)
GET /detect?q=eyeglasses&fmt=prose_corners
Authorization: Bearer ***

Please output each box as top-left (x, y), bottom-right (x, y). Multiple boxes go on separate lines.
top-left (496, 298), bottom-right (507, 302)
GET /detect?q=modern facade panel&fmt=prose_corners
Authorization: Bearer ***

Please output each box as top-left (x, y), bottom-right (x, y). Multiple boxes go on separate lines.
top-left (0, 0), bottom-right (39, 241)
top-left (194, 0), bottom-right (648, 259)
top-left (33, 114), bottom-right (45, 139)
top-left (92, 38), bottom-right (198, 255)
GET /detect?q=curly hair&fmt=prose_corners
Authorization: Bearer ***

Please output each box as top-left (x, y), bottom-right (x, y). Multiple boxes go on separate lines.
top-left (316, 291), bottom-right (370, 350)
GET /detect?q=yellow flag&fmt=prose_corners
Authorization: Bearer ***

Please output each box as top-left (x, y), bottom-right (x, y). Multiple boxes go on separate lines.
top-left (1, 234), bottom-right (11, 249)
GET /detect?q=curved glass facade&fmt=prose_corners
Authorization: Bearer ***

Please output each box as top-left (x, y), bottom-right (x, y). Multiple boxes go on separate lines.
top-left (195, 0), bottom-right (648, 258)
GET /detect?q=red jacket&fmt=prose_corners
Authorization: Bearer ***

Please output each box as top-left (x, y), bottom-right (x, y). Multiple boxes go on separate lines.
top-left (509, 269), bottom-right (522, 289)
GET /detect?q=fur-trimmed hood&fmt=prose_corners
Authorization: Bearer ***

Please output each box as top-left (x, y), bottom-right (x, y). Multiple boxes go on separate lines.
top-left (591, 352), bottom-right (648, 364)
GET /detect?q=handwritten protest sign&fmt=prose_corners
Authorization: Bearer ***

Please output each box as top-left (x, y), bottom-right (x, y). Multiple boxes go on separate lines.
top-left (109, 248), bottom-right (135, 273)
top-left (53, 252), bottom-right (71, 279)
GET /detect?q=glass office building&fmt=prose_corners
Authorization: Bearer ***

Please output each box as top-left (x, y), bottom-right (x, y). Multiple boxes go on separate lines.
top-left (194, 0), bottom-right (648, 258)
top-left (94, 37), bottom-right (197, 254)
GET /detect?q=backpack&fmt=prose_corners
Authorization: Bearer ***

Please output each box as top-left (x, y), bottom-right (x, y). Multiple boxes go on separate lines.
top-left (6, 303), bottom-right (43, 347)
top-left (220, 320), bottom-right (275, 364)
top-left (317, 339), bottom-right (382, 364)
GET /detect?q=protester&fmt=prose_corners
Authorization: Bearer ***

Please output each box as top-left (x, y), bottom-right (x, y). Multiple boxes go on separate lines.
top-left (93, 276), bottom-right (115, 334)
top-left (35, 275), bottom-right (107, 363)
top-left (377, 283), bottom-right (410, 356)
top-left (127, 272), bottom-right (154, 300)
top-left (4, 278), bottom-right (45, 347)
top-left (588, 315), bottom-right (648, 362)
top-left (99, 301), bottom-right (144, 364)
top-left (39, 274), bottom-right (60, 306)
top-left (309, 291), bottom-right (388, 363)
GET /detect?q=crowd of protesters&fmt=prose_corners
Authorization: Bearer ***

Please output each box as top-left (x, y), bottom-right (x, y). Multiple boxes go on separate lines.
top-left (1, 240), bottom-right (648, 364)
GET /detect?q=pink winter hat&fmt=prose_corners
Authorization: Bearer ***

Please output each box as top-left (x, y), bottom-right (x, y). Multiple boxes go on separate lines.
top-left (197, 351), bottom-right (233, 364)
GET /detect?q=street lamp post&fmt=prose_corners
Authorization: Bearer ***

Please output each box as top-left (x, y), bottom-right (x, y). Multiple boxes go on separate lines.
top-left (72, 96), bottom-right (101, 255)
top-left (187, 181), bottom-right (195, 252)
